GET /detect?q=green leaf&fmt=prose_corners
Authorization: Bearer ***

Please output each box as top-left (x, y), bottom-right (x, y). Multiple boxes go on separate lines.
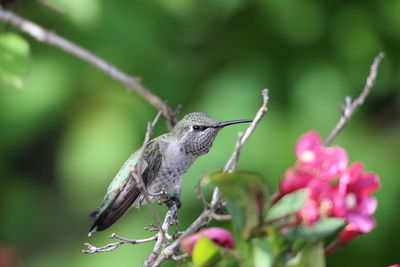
top-left (280, 241), bottom-right (326, 267)
top-left (207, 171), bottom-right (270, 203)
top-left (252, 238), bottom-right (274, 267)
top-left (284, 217), bottom-right (346, 241)
top-left (192, 235), bottom-right (222, 267)
top-left (226, 201), bottom-right (246, 237)
top-left (266, 189), bottom-right (307, 221)
top-left (300, 241), bottom-right (326, 267)
top-left (265, 227), bottom-right (283, 256)
top-left (0, 33), bottom-right (30, 90)
top-left (207, 171), bottom-right (270, 239)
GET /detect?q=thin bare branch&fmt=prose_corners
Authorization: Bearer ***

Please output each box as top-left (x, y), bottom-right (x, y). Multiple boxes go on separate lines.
top-left (82, 112), bottom-right (164, 254)
top-left (227, 132), bottom-right (244, 172)
top-left (224, 89), bottom-right (269, 172)
top-left (195, 181), bottom-right (211, 209)
top-left (132, 111), bottom-right (165, 244)
top-left (324, 52), bottom-right (384, 145)
top-left (82, 234), bottom-right (157, 254)
top-left (0, 7), bottom-right (177, 128)
top-left (171, 252), bottom-right (189, 261)
top-left (210, 213), bottom-right (232, 221)
top-left (144, 204), bottom-right (179, 267)
top-left (151, 89), bottom-right (270, 266)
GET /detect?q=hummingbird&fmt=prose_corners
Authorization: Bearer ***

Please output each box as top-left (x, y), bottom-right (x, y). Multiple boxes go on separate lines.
top-left (88, 112), bottom-right (252, 236)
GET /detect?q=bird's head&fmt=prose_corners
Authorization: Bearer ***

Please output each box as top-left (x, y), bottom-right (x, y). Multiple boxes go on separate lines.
top-left (172, 112), bottom-right (252, 156)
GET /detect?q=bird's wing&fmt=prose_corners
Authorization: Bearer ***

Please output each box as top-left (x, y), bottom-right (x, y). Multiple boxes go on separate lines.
top-left (89, 139), bottom-right (162, 234)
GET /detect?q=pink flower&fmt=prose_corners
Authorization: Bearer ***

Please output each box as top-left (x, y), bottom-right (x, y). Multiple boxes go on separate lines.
top-left (277, 168), bottom-right (335, 226)
top-left (277, 130), bottom-right (380, 252)
top-left (297, 179), bottom-right (333, 225)
top-left (338, 223), bottom-right (363, 243)
top-left (332, 163), bottom-right (380, 234)
top-left (295, 131), bottom-right (348, 180)
top-left (279, 167), bottom-right (314, 196)
top-left (181, 227), bottom-right (234, 255)
top-left (325, 163), bottom-right (380, 254)
top-left (278, 131), bottom-right (349, 224)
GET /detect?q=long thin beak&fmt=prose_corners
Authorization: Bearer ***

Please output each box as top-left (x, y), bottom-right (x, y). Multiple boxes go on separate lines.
top-left (213, 119), bottom-right (253, 128)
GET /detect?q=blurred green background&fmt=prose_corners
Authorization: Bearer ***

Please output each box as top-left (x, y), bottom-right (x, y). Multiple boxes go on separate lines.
top-left (0, 0), bottom-right (399, 266)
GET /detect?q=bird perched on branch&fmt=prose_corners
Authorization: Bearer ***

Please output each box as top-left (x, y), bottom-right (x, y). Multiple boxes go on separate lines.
top-left (88, 112), bottom-right (252, 236)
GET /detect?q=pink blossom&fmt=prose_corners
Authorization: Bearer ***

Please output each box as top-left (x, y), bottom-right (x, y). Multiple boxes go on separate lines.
top-left (277, 131), bottom-right (349, 224)
top-left (278, 167), bottom-right (335, 226)
top-left (325, 163), bottom-right (380, 254)
top-left (279, 167), bottom-right (314, 196)
top-left (181, 227), bottom-right (235, 255)
top-left (279, 131), bottom-right (347, 196)
top-left (332, 163), bottom-right (380, 234)
top-left (338, 223), bottom-right (363, 243)
top-left (295, 131), bottom-right (348, 180)
top-left (298, 178), bottom-right (333, 225)
top-left (277, 129), bottom-right (380, 253)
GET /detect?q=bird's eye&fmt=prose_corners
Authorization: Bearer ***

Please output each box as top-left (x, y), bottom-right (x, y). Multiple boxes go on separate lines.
top-left (192, 125), bottom-right (201, 131)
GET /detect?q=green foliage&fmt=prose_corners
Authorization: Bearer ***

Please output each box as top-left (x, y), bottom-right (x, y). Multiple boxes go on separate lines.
top-left (192, 235), bottom-right (223, 267)
top-left (252, 238), bottom-right (274, 267)
top-left (207, 171), bottom-right (269, 239)
top-left (0, 33), bottom-right (29, 90)
top-left (284, 218), bottom-right (345, 241)
top-left (200, 172), bottom-right (338, 266)
top-left (266, 189), bottom-right (307, 221)
top-left (283, 242), bottom-right (326, 267)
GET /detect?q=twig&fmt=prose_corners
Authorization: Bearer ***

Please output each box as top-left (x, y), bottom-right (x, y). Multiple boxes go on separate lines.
top-left (324, 52), bottom-right (384, 145)
top-left (150, 89), bottom-right (270, 266)
top-left (82, 234), bottom-right (158, 254)
top-left (171, 252), bottom-right (189, 261)
top-left (82, 112), bottom-right (165, 254)
top-left (0, 7), bottom-right (177, 128)
top-left (144, 204), bottom-right (179, 267)
top-left (195, 181), bottom-right (211, 209)
top-left (132, 111), bottom-right (165, 245)
top-left (144, 156), bottom-right (182, 266)
top-left (226, 132), bottom-right (244, 172)
top-left (224, 89), bottom-right (269, 172)
top-left (210, 213), bottom-right (232, 221)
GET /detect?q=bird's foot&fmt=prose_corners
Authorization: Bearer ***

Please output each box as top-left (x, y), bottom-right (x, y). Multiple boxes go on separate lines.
top-left (150, 190), bottom-right (182, 209)
top-left (162, 194), bottom-right (182, 209)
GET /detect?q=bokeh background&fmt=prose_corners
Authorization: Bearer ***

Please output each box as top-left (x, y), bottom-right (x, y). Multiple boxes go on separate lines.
top-left (1, 0), bottom-right (399, 266)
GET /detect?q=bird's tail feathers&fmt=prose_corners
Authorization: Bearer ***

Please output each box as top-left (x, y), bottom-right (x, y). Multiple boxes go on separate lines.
top-left (89, 208), bottom-right (101, 219)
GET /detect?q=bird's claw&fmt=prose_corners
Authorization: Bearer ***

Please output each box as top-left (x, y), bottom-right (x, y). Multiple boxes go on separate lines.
top-left (150, 190), bottom-right (182, 208)
top-left (161, 195), bottom-right (182, 209)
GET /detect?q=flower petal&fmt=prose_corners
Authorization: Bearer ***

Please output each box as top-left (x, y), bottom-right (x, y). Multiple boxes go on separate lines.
top-left (338, 223), bottom-right (363, 243)
top-left (346, 213), bottom-right (376, 233)
top-left (354, 197), bottom-right (378, 215)
top-left (295, 131), bottom-right (348, 180)
top-left (279, 167), bottom-right (314, 195)
top-left (181, 233), bottom-right (201, 255)
top-left (299, 199), bottom-right (320, 225)
top-left (295, 130), bottom-right (322, 158)
top-left (181, 227), bottom-right (234, 255)
top-left (201, 227), bottom-right (235, 250)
